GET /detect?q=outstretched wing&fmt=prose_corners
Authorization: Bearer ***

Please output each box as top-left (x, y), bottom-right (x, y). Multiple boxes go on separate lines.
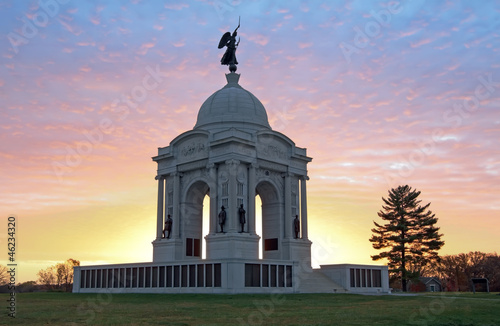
top-left (218, 32), bottom-right (231, 49)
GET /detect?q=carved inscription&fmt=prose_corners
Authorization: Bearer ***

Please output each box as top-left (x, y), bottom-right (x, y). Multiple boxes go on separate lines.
top-left (181, 142), bottom-right (206, 157)
top-left (262, 144), bottom-right (287, 160)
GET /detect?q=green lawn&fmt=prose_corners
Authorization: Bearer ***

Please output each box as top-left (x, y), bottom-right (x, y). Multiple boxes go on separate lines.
top-left (1, 292), bottom-right (499, 325)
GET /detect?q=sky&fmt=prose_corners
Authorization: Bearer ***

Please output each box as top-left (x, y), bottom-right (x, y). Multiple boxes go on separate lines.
top-left (0, 0), bottom-right (499, 283)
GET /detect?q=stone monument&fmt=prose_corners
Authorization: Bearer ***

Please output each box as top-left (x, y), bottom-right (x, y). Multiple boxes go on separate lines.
top-left (72, 24), bottom-right (390, 294)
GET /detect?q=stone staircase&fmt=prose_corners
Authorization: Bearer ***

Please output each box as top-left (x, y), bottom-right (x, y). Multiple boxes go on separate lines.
top-left (296, 269), bottom-right (347, 293)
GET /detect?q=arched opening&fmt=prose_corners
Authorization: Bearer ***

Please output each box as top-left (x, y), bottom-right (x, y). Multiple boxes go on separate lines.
top-left (183, 181), bottom-right (210, 259)
top-left (255, 195), bottom-right (263, 259)
top-left (202, 194), bottom-right (209, 259)
top-left (255, 181), bottom-right (281, 260)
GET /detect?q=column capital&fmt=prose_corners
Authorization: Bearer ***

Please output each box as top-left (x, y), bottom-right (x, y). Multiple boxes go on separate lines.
top-left (170, 172), bottom-right (184, 177)
top-left (250, 162), bottom-right (259, 169)
top-left (155, 175), bottom-right (164, 181)
top-left (282, 172), bottom-right (295, 178)
top-left (206, 163), bottom-right (216, 169)
top-left (301, 175), bottom-right (310, 181)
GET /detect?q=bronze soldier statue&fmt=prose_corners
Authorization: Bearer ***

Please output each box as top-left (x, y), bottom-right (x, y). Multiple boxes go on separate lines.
top-left (239, 204), bottom-right (246, 232)
top-left (218, 206), bottom-right (227, 233)
top-left (294, 215), bottom-right (300, 239)
top-left (163, 214), bottom-right (173, 239)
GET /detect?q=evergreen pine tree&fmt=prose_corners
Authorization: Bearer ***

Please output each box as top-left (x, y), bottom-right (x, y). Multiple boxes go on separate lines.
top-left (370, 185), bottom-right (444, 291)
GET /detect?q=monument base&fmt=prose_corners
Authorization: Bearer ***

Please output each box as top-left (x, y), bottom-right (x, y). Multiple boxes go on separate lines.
top-left (205, 233), bottom-right (260, 260)
top-left (152, 238), bottom-right (183, 262)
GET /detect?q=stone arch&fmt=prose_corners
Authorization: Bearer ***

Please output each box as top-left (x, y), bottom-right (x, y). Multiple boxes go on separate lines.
top-left (256, 180), bottom-right (282, 259)
top-left (181, 179), bottom-right (210, 258)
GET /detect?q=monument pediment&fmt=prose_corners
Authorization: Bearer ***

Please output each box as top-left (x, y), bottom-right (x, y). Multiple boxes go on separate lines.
top-left (256, 132), bottom-right (292, 163)
top-left (170, 130), bottom-right (209, 164)
top-left (212, 128), bottom-right (253, 143)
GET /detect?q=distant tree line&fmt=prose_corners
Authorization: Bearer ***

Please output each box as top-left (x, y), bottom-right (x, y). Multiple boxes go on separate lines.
top-left (0, 258), bottom-right (80, 293)
top-left (37, 258), bottom-right (80, 292)
top-left (424, 251), bottom-right (500, 292)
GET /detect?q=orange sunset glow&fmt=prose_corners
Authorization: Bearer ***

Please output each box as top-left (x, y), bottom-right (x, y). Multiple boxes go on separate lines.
top-left (1, 1), bottom-right (499, 283)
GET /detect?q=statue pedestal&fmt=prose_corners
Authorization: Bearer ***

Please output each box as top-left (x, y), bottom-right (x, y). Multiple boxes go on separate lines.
top-left (152, 238), bottom-right (183, 262)
top-left (205, 233), bottom-right (260, 260)
top-left (281, 238), bottom-right (312, 265)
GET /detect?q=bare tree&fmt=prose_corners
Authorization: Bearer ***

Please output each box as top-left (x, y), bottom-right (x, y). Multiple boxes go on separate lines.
top-left (56, 258), bottom-right (80, 292)
top-left (37, 266), bottom-right (56, 290)
top-left (0, 265), bottom-right (8, 286)
top-left (37, 258), bottom-right (80, 291)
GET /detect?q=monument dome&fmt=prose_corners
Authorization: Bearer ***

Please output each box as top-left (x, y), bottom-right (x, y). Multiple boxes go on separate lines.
top-left (194, 73), bottom-right (271, 131)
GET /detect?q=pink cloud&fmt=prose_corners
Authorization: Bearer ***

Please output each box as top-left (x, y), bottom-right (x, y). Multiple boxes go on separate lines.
top-left (165, 3), bottom-right (189, 10)
top-left (172, 41), bottom-right (185, 48)
top-left (79, 66), bottom-right (91, 73)
top-left (399, 28), bottom-right (422, 38)
top-left (118, 27), bottom-right (132, 35)
top-left (435, 42), bottom-right (452, 50)
top-left (411, 38), bottom-right (432, 48)
top-left (384, 116), bottom-right (399, 122)
top-left (299, 42), bottom-right (313, 49)
top-left (77, 42), bottom-right (96, 47)
top-left (57, 17), bottom-right (83, 36)
top-left (248, 34), bottom-right (269, 46)
top-left (90, 16), bottom-right (100, 25)
top-left (137, 42), bottom-right (156, 55)
top-left (446, 63), bottom-right (460, 71)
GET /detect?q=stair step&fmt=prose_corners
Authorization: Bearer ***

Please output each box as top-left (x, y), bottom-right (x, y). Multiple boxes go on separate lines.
top-left (296, 270), bottom-right (347, 293)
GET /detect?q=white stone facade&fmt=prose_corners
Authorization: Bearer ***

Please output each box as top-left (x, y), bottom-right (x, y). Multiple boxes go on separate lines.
top-left (319, 264), bottom-right (390, 294)
top-left (72, 72), bottom-right (390, 294)
top-left (151, 73), bottom-right (312, 266)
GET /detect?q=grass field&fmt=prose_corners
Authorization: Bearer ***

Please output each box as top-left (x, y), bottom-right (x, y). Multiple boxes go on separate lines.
top-left (1, 292), bottom-right (499, 325)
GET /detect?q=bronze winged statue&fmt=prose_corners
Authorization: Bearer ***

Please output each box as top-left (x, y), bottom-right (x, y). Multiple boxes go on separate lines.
top-left (219, 17), bottom-right (240, 72)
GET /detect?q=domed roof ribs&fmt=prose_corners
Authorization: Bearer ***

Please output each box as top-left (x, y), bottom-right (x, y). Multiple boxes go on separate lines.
top-left (245, 89), bottom-right (258, 116)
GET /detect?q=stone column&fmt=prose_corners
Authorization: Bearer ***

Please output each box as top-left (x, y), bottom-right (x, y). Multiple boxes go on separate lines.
top-left (248, 163), bottom-right (257, 235)
top-left (208, 164), bottom-right (218, 235)
top-left (156, 175), bottom-right (164, 240)
top-left (300, 176), bottom-right (309, 239)
top-left (226, 159), bottom-right (240, 233)
top-left (164, 175), bottom-right (169, 232)
top-left (172, 172), bottom-right (181, 239)
top-left (284, 172), bottom-right (292, 239)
